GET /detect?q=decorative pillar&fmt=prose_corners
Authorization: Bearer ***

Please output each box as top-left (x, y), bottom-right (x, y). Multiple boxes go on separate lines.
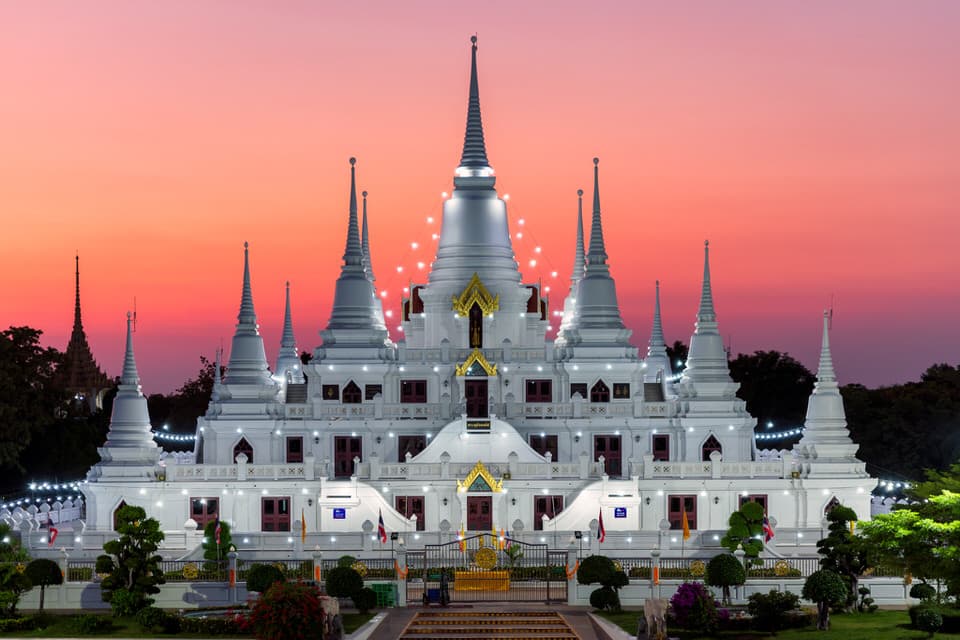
top-left (651, 548), bottom-right (661, 601)
top-left (227, 551), bottom-right (238, 604)
top-left (566, 541), bottom-right (579, 605)
top-left (395, 542), bottom-right (407, 607)
top-left (734, 545), bottom-right (746, 604)
top-left (313, 552), bottom-right (323, 585)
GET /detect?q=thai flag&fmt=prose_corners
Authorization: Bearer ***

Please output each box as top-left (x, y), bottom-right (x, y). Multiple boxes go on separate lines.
top-left (214, 517), bottom-right (222, 546)
top-left (763, 516), bottom-right (775, 542)
top-left (48, 527), bottom-right (58, 547)
top-left (377, 509), bottom-right (387, 544)
top-left (598, 509), bottom-right (606, 543)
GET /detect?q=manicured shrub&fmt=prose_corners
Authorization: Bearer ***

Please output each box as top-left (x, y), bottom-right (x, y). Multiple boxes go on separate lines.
top-left (74, 613), bottom-right (113, 634)
top-left (857, 585), bottom-right (878, 613)
top-left (589, 586), bottom-right (620, 611)
top-left (325, 566), bottom-right (363, 599)
top-left (0, 617), bottom-right (40, 633)
top-left (916, 608), bottom-right (943, 637)
top-left (24, 559), bottom-right (63, 612)
top-left (246, 563), bottom-right (285, 594)
top-left (248, 581), bottom-right (325, 640)
top-left (577, 555), bottom-right (616, 585)
top-left (911, 583), bottom-right (937, 602)
top-left (108, 588), bottom-right (145, 618)
top-left (802, 570), bottom-right (847, 630)
top-left (353, 586), bottom-right (377, 613)
top-left (747, 589), bottom-right (800, 632)
top-left (670, 581), bottom-right (720, 635)
top-left (336, 555), bottom-right (358, 568)
top-left (177, 614), bottom-right (244, 635)
top-left (136, 606), bottom-right (168, 631)
top-left (0, 564), bottom-right (32, 616)
top-left (706, 554), bottom-right (745, 605)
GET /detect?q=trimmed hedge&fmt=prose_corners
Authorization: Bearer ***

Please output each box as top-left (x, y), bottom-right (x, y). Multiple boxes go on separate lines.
top-left (909, 605), bottom-right (960, 633)
top-left (0, 617), bottom-right (40, 632)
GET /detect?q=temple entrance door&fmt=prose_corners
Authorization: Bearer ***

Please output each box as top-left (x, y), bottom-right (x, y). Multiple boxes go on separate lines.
top-left (466, 496), bottom-right (493, 531)
top-left (465, 379), bottom-right (488, 418)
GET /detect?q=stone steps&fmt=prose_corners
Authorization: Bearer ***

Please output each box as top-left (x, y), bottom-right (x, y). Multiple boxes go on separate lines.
top-left (400, 611), bottom-right (580, 640)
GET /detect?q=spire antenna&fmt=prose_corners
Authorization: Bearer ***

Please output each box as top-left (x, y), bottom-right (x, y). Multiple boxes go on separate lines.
top-left (458, 34), bottom-right (490, 170)
top-left (587, 157), bottom-right (608, 265)
top-left (343, 158), bottom-right (363, 264)
top-left (571, 188), bottom-right (586, 282)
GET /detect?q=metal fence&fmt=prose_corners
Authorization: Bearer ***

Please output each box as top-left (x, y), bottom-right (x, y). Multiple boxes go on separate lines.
top-left (320, 557), bottom-right (396, 580)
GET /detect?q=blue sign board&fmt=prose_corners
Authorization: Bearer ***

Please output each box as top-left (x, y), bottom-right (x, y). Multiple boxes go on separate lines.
top-left (614, 507), bottom-right (627, 518)
top-left (333, 508), bottom-right (346, 520)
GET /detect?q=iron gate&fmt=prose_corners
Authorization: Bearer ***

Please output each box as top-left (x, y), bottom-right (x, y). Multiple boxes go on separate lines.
top-left (406, 534), bottom-right (567, 604)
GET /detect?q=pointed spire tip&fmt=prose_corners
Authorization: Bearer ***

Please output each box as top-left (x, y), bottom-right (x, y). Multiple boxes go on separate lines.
top-left (349, 157), bottom-right (356, 166)
top-left (593, 157), bottom-right (599, 165)
top-left (577, 188), bottom-right (583, 196)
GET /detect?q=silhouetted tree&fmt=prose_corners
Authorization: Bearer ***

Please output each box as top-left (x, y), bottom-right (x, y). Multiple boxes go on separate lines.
top-left (665, 340), bottom-right (688, 374)
top-left (729, 350), bottom-right (815, 436)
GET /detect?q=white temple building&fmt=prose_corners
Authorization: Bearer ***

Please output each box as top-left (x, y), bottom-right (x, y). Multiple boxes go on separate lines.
top-left (79, 38), bottom-right (876, 556)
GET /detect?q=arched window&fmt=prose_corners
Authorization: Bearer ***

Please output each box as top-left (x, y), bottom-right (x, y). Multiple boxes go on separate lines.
top-left (342, 381), bottom-right (362, 404)
top-left (233, 437), bottom-right (253, 463)
top-left (469, 302), bottom-right (483, 348)
top-left (113, 500), bottom-right (128, 532)
top-left (701, 435), bottom-right (722, 461)
top-left (590, 380), bottom-right (610, 403)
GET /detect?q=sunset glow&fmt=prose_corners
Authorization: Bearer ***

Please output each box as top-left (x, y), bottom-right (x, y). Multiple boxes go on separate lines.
top-left (1, 2), bottom-right (957, 393)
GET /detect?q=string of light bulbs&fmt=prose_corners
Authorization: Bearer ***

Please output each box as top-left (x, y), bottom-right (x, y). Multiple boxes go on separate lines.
top-left (153, 430), bottom-right (196, 443)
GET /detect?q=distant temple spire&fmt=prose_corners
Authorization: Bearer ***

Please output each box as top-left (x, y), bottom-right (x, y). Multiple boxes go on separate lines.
top-left (644, 280), bottom-right (673, 382)
top-left (458, 35), bottom-right (490, 170)
top-left (361, 190), bottom-right (375, 283)
top-left (796, 311), bottom-right (860, 461)
top-left (275, 281), bottom-right (303, 383)
top-left (59, 254), bottom-right (110, 413)
top-left (680, 241), bottom-right (734, 387)
top-left (223, 242), bottom-right (273, 386)
top-left (572, 189), bottom-right (586, 283)
top-left (586, 158), bottom-right (608, 266)
top-left (322, 158), bottom-right (390, 343)
top-left (557, 189), bottom-right (586, 341)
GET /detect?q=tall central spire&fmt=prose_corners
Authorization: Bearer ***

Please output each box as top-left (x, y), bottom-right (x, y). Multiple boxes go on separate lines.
top-left (458, 35), bottom-right (490, 171)
top-left (680, 240), bottom-right (733, 387)
top-left (224, 242), bottom-right (273, 386)
top-left (586, 158), bottom-right (608, 268)
top-left (73, 254), bottom-right (83, 336)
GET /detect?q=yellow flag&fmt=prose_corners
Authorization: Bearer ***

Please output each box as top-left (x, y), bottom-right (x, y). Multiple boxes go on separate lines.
top-left (849, 520), bottom-right (856, 536)
top-left (681, 509), bottom-right (691, 541)
top-left (459, 524), bottom-right (466, 552)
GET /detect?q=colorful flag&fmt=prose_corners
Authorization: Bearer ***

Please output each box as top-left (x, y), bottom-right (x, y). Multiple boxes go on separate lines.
top-left (458, 524), bottom-right (466, 552)
top-left (378, 509), bottom-right (387, 544)
top-left (763, 516), bottom-right (775, 542)
top-left (681, 509), bottom-right (691, 541)
top-left (598, 509), bottom-right (606, 543)
top-left (214, 517), bottom-right (222, 546)
top-left (503, 530), bottom-right (511, 550)
top-left (301, 509), bottom-right (307, 543)
top-left (48, 527), bottom-right (58, 547)
top-left (498, 527), bottom-right (506, 550)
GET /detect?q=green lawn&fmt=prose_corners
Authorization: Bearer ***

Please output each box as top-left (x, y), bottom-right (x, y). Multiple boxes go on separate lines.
top-left (0, 611), bottom-right (375, 638)
top-left (0, 615), bottom-right (242, 638)
top-left (596, 609), bottom-right (960, 640)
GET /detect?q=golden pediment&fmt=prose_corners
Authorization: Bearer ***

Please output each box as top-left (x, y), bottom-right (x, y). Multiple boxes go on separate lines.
top-left (457, 461), bottom-right (504, 493)
top-left (452, 273), bottom-right (499, 316)
top-left (455, 348), bottom-right (497, 377)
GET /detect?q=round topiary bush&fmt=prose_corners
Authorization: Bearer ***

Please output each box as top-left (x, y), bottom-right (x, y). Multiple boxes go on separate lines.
top-left (325, 566), bottom-right (363, 599)
top-left (336, 555), bottom-right (357, 568)
top-left (911, 583), bottom-right (937, 602)
top-left (248, 581), bottom-right (325, 640)
top-left (803, 570), bottom-right (848, 630)
top-left (577, 555), bottom-right (616, 585)
top-left (589, 586), bottom-right (620, 612)
top-left (353, 586), bottom-right (377, 613)
top-left (24, 558), bottom-right (62, 612)
top-left (916, 608), bottom-right (943, 638)
top-left (246, 563), bottom-right (285, 594)
top-left (706, 554), bottom-right (746, 606)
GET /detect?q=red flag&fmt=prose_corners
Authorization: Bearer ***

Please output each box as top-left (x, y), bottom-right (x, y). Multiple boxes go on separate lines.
top-left (214, 517), bottom-right (222, 546)
top-left (377, 509), bottom-right (387, 544)
top-left (597, 510), bottom-right (606, 543)
top-left (48, 527), bottom-right (58, 547)
top-left (763, 516), bottom-right (775, 542)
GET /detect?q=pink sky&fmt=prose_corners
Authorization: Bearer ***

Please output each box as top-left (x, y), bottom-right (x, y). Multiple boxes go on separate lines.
top-left (1, 1), bottom-right (957, 394)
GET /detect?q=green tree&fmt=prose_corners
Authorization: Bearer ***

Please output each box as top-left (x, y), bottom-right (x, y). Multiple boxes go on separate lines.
top-left (860, 491), bottom-right (960, 603)
top-left (721, 501), bottom-right (765, 561)
top-left (729, 350), bottom-right (815, 437)
top-left (24, 558), bottom-right (62, 611)
top-left (97, 505), bottom-right (165, 615)
top-left (576, 555), bottom-right (628, 612)
top-left (0, 327), bottom-right (64, 476)
top-left (0, 564), bottom-right (32, 616)
top-left (705, 553), bottom-right (746, 605)
top-left (0, 523), bottom-right (29, 563)
top-left (246, 563), bottom-right (284, 594)
top-left (816, 505), bottom-right (871, 609)
top-left (202, 519), bottom-right (233, 563)
top-left (802, 570), bottom-right (848, 630)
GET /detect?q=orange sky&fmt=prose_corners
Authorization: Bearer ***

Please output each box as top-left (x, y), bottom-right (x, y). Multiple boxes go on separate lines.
top-left (1, 2), bottom-right (958, 394)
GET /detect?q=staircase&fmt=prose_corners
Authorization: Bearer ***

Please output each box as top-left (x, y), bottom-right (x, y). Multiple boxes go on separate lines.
top-left (643, 382), bottom-right (664, 402)
top-left (285, 383), bottom-right (308, 403)
top-left (399, 611), bottom-right (579, 640)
